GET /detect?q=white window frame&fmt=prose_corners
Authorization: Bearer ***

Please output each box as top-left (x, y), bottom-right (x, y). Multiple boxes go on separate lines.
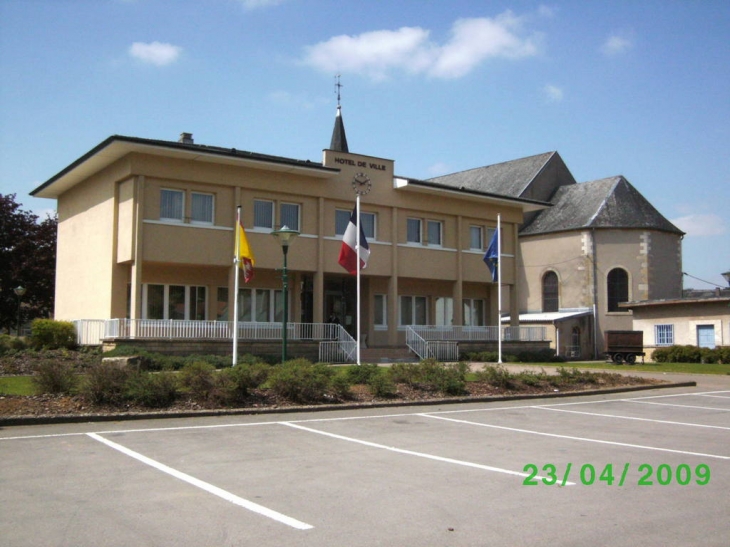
top-left (279, 202), bottom-right (300, 231)
top-left (426, 220), bottom-right (443, 247)
top-left (336, 209), bottom-right (376, 239)
top-left (399, 295), bottom-right (427, 326)
top-left (160, 188), bottom-right (184, 223)
top-left (406, 218), bottom-right (422, 244)
top-left (434, 296), bottom-right (453, 326)
top-left (143, 284), bottom-right (207, 320)
top-left (190, 192), bottom-right (215, 225)
top-left (469, 225), bottom-right (483, 250)
top-left (253, 199), bottom-right (274, 230)
top-left (237, 288), bottom-right (286, 322)
top-left (463, 298), bottom-right (485, 326)
top-left (654, 324), bottom-right (674, 346)
top-left (374, 294), bottom-right (387, 328)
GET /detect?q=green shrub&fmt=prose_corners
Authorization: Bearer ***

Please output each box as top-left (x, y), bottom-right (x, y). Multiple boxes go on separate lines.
top-left (267, 359), bottom-right (334, 403)
top-left (368, 370), bottom-right (397, 398)
top-left (179, 361), bottom-right (217, 402)
top-left (81, 362), bottom-right (132, 405)
top-left (32, 360), bottom-right (78, 394)
top-left (0, 334), bottom-right (26, 355)
top-left (345, 363), bottom-right (382, 385)
top-left (30, 319), bottom-right (77, 350)
top-left (330, 371), bottom-right (352, 400)
top-left (125, 371), bottom-right (179, 408)
top-left (389, 363), bottom-right (420, 385)
top-left (463, 351), bottom-right (519, 363)
top-left (476, 364), bottom-right (516, 389)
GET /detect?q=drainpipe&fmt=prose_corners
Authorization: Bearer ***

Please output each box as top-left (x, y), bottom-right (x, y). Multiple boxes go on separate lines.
top-left (592, 228), bottom-right (599, 360)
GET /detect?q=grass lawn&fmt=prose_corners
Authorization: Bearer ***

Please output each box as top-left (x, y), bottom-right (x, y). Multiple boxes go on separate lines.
top-left (512, 361), bottom-right (730, 376)
top-left (0, 376), bottom-right (36, 396)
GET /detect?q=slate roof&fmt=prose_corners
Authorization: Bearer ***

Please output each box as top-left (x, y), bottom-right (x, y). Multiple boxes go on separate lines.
top-left (329, 105), bottom-right (349, 152)
top-left (427, 151), bottom-right (557, 197)
top-left (520, 176), bottom-right (684, 236)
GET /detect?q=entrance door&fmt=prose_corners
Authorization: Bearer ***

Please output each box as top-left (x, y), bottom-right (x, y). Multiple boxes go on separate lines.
top-left (324, 276), bottom-right (357, 336)
top-left (697, 325), bottom-right (715, 349)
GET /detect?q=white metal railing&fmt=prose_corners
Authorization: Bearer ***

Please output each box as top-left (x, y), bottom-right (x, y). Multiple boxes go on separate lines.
top-left (73, 319), bottom-right (344, 345)
top-left (318, 325), bottom-right (358, 363)
top-left (406, 327), bottom-right (459, 361)
top-left (409, 325), bottom-right (547, 342)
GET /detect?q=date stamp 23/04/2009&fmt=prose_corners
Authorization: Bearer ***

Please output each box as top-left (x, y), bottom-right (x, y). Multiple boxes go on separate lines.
top-left (523, 463), bottom-right (711, 487)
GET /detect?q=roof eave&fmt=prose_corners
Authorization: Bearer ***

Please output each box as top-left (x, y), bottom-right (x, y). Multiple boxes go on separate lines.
top-left (394, 178), bottom-right (551, 213)
top-left (31, 135), bottom-right (339, 199)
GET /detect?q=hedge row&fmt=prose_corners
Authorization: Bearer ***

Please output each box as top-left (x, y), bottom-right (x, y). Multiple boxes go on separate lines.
top-left (652, 345), bottom-right (730, 364)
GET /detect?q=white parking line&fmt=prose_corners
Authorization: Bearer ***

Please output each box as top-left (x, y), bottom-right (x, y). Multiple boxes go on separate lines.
top-left (86, 432), bottom-right (313, 530)
top-left (419, 414), bottom-right (730, 460)
top-left (281, 421), bottom-right (575, 485)
top-left (626, 400), bottom-right (730, 412)
top-left (536, 406), bottom-right (730, 430)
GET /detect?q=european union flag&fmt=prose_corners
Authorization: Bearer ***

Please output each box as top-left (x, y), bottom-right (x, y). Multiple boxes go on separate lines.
top-left (483, 228), bottom-right (499, 282)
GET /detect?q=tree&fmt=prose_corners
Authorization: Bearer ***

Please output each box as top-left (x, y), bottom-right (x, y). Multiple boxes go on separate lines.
top-left (0, 194), bottom-right (57, 334)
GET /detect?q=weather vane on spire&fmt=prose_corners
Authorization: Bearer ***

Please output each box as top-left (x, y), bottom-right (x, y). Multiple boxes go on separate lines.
top-left (335, 74), bottom-right (343, 107)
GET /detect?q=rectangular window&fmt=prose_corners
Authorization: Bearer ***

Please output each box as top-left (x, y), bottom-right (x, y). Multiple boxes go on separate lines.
top-left (470, 226), bottom-right (483, 250)
top-left (168, 285), bottom-right (186, 320)
top-left (280, 202), bottom-right (300, 231)
top-left (238, 288), bottom-right (285, 322)
top-left (217, 287), bottom-right (228, 321)
top-left (254, 200), bottom-right (274, 229)
top-left (654, 324), bottom-right (674, 346)
top-left (463, 299), bottom-right (485, 326)
top-left (434, 297), bottom-right (453, 326)
top-left (485, 227), bottom-right (496, 248)
top-left (255, 288), bottom-right (270, 322)
top-left (374, 294), bottom-right (387, 327)
top-left (400, 295), bottom-right (427, 325)
top-left (189, 286), bottom-right (206, 320)
top-left (145, 284), bottom-right (207, 321)
top-left (336, 209), bottom-right (376, 239)
top-left (427, 220), bottom-right (442, 246)
top-left (407, 218), bottom-right (421, 243)
top-left (191, 192), bottom-right (214, 225)
top-left (147, 284), bottom-right (165, 319)
top-left (160, 189), bottom-right (184, 222)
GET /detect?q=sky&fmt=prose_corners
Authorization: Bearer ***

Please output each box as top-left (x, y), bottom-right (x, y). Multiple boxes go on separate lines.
top-left (1, 0), bottom-right (728, 289)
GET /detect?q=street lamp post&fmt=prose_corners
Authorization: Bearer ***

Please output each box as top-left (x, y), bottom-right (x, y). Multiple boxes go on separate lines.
top-left (14, 286), bottom-right (26, 337)
top-left (271, 226), bottom-right (299, 363)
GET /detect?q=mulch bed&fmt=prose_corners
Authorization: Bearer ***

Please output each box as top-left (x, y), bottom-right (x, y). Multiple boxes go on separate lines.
top-left (0, 374), bottom-right (664, 420)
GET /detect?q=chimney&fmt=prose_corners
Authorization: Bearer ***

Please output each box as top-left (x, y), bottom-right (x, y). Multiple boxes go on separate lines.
top-left (179, 132), bottom-right (194, 144)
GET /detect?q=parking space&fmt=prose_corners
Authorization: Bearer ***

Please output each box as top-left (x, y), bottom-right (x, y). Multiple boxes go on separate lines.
top-left (2, 382), bottom-right (729, 546)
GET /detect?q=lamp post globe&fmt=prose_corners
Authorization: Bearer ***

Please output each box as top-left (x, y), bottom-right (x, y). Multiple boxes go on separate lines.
top-left (13, 285), bottom-right (26, 337)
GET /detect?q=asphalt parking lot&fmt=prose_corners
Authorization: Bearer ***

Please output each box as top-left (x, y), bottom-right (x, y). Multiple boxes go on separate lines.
top-left (2, 372), bottom-right (729, 546)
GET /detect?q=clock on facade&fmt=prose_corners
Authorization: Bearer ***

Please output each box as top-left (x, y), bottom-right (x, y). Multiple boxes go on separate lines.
top-left (351, 173), bottom-right (372, 195)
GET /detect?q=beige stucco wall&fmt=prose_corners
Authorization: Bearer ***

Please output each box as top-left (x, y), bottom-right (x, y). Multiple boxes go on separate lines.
top-left (55, 160), bottom-right (132, 320)
top-left (631, 300), bottom-right (729, 359)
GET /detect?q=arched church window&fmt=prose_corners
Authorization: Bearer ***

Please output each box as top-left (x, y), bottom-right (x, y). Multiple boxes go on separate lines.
top-left (542, 271), bottom-right (559, 312)
top-left (607, 268), bottom-right (629, 312)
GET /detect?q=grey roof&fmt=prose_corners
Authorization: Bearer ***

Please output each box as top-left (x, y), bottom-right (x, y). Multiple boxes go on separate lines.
top-left (520, 176), bottom-right (684, 235)
top-left (427, 152), bottom-right (557, 197)
top-left (329, 106), bottom-right (349, 152)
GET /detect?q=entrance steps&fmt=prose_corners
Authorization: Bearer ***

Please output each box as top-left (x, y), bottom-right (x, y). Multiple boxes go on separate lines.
top-left (359, 346), bottom-right (417, 364)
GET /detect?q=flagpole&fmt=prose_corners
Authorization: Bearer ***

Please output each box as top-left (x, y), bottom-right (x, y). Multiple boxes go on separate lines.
top-left (232, 206), bottom-right (241, 366)
top-left (497, 213), bottom-right (502, 364)
top-left (356, 193), bottom-right (361, 366)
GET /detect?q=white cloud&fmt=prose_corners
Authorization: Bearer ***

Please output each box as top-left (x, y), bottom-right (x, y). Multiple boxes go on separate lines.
top-left (427, 162), bottom-right (451, 177)
top-left (601, 32), bottom-right (633, 56)
top-left (544, 84), bottom-right (563, 102)
top-left (671, 213), bottom-right (727, 237)
top-left (302, 12), bottom-right (541, 80)
top-left (129, 41), bottom-right (182, 66)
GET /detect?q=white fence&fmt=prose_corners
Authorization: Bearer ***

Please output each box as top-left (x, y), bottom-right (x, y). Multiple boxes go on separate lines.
top-left (74, 318), bottom-right (358, 363)
top-left (409, 325), bottom-right (547, 342)
top-left (406, 325), bottom-right (548, 361)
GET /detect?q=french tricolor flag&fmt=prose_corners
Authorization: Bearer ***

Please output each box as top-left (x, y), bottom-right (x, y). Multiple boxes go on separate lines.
top-left (338, 207), bottom-right (370, 275)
